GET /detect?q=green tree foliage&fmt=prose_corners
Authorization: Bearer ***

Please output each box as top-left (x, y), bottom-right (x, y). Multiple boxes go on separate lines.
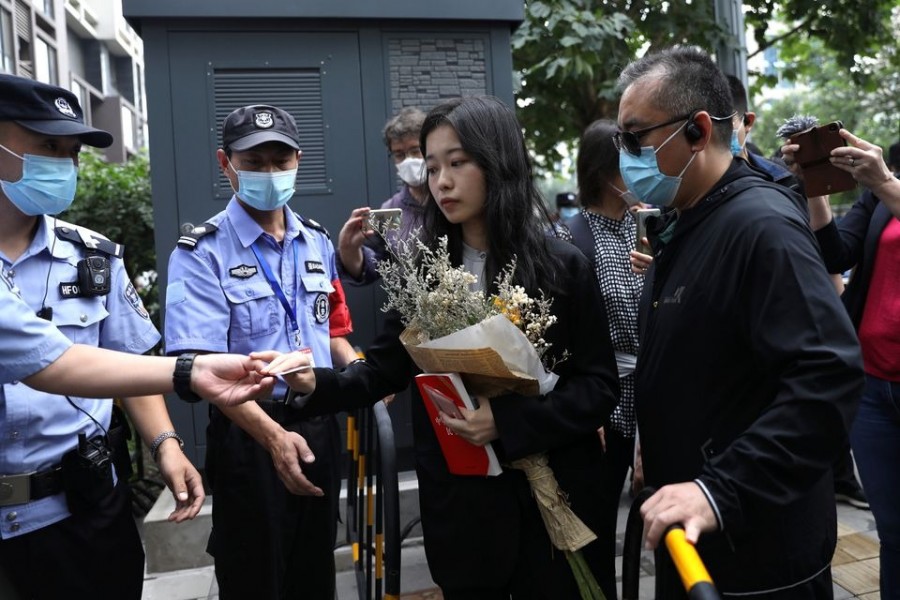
top-left (60, 150), bottom-right (160, 328)
top-left (513, 0), bottom-right (898, 176)
top-left (750, 7), bottom-right (899, 207)
top-left (513, 0), bottom-right (727, 172)
top-left (745, 0), bottom-right (896, 88)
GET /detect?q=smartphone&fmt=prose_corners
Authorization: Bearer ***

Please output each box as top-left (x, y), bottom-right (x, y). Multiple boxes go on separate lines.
top-left (634, 208), bottom-right (661, 255)
top-left (789, 121), bottom-right (857, 197)
top-left (366, 208), bottom-right (402, 231)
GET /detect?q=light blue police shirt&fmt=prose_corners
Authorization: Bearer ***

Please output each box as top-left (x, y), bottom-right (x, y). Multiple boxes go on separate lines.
top-left (0, 271), bottom-right (72, 384)
top-left (0, 217), bottom-right (159, 539)
top-left (164, 198), bottom-right (339, 397)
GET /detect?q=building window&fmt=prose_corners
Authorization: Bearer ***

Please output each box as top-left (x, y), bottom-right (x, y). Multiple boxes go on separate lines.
top-left (134, 62), bottom-right (144, 113)
top-left (70, 78), bottom-right (89, 123)
top-left (34, 36), bottom-right (57, 84)
top-left (121, 105), bottom-right (135, 150)
top-left (0, 8), bottom-right (13, 73)
top-left (31, 0), bottom-right (53, 19)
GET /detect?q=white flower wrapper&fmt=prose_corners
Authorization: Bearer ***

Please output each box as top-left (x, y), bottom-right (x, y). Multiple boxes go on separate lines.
top-left (400, 314), bottom-right (560, 398)
top-left (417, 314), bottom-right (559, 395)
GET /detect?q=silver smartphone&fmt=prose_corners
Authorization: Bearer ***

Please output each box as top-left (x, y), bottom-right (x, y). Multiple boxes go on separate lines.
top-left (366, 208), bottom-right (402, 231)
top-left (635, 208), bottom-right (661, 255)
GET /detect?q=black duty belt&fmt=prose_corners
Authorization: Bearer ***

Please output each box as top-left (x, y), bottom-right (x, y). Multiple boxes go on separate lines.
top-left (0, 467), bottom-right (63, 506)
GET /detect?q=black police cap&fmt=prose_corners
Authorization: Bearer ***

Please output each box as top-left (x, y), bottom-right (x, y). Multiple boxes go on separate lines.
top-left (0, 74), bottom-right (113, 148)
top-left (222, 105), bottom-right (301, 152)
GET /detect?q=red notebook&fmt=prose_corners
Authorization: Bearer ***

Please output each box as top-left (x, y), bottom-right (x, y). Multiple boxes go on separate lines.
top-left (414, 373), bottom-right (503, 477)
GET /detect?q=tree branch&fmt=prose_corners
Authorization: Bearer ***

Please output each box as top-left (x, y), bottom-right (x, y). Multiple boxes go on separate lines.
top-left (747, 15), bottom-right (814, 59)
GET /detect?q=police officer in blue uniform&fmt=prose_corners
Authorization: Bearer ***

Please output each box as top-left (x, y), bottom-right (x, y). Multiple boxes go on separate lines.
top-left (0, 74), bottom-right (206, 600)
top-left (164, 104), bottom-right (358, 600)
top-left (0, 275), bottom-right (73, 386)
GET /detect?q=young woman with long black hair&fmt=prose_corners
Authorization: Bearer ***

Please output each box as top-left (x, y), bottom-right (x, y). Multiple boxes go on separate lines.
top-left (259, 95), bottom-right (619, 599)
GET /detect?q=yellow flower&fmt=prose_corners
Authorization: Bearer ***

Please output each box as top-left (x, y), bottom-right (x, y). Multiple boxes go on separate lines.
top-left (492, 296), bottom-right (522, 326)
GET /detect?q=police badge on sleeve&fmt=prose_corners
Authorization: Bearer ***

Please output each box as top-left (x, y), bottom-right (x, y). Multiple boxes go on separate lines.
top-left (124, 282), bottom-right (150, 320)
top-left (313, 293), bottom-right (329, 324)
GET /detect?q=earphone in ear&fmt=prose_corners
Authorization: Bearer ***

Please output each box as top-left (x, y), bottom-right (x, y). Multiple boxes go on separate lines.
top-left (685, 120), bottom-right (703, 142)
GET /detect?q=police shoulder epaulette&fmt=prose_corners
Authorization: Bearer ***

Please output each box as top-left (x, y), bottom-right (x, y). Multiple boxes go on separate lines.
top-left (54, 222), bottom-right (124, 258)
top-left (296, 214), bottom-right (330, 239)
top-left (177, 222), bottom-right (218, 251)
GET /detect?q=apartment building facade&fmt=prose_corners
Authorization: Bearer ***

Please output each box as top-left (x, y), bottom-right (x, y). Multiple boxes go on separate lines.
top-left (0, 0), bottom-right (146, 161)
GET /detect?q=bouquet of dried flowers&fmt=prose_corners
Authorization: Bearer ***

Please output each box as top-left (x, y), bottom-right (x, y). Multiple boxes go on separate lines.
top-left (376, 231), bottom-right (605, 600)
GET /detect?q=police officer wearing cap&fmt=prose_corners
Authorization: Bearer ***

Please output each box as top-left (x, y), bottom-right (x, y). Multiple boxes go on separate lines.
top-left (164, 104), bottom-right (358, 599)
top-left (0, 73), bottom-right (207, 600)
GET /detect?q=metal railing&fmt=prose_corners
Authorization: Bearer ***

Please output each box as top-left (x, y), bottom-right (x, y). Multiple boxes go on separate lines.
top-left (345, 401), bottom-right (402, 600)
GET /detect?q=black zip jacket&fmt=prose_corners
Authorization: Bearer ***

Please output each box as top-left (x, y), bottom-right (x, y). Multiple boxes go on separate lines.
top-left (637, 160), bottom-right (864, 596)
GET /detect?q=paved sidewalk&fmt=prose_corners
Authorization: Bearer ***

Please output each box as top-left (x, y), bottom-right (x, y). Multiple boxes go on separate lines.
top-left (141, 490), bottom-right (881, 600)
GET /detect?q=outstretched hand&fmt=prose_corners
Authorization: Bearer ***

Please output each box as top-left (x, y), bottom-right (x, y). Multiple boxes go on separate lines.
top-left (252, 350), bottom-right (317, 395)
top-left (191, 354), bottom-right (275, 407)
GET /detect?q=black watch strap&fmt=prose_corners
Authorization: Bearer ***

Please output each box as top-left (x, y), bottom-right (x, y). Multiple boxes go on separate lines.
top-left (174, 353), bottom-right (203, 403)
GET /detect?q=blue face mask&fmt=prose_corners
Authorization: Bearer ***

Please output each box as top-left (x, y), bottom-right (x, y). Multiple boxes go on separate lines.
top-left (0, 143), bottom-right (78, 216)
top-left (618, 122), bottom-right (696, 207)
top-left (229, 162), bottom-right (297, 211)
top-left (730, 129), bottom-right (745, 156)
top-left (559, 206), bottom-right (579, 220)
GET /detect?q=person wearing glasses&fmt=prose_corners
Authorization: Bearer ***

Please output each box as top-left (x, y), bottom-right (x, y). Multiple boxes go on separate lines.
top-left (615, 47), bottom-right (863, 599)
top-left (337, 107), bottom-right (427, 284)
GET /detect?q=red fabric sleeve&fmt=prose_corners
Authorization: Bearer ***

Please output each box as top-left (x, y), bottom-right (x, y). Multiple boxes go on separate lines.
top-left (328, 277), bottom-right (353, 337)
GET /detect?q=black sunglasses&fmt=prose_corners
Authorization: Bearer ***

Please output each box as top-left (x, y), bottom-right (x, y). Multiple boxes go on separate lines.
top-left (613, 112), bottom-right (695, 157)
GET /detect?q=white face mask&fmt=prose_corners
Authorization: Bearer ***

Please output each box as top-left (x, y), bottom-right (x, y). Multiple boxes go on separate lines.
top-left (396, 157), bottom-right (426, 187)
top-left (609, 183), bottom-right (640, 207)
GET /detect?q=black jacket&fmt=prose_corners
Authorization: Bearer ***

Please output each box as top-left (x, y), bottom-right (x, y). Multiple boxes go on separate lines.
top-left (746, 151), bottom-right (803, 198)
top-left (815, 182), bottom-right (897, 329)
top-left (299, 237), bottom-right (620, 593)
top-left (637, 161), bottom-right (864, 596)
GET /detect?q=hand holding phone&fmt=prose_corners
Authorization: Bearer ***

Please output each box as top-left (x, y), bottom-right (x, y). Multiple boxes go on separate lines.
top-left (635, 208), bottom-right (661, 255)
top-left (789, 121), bottom-right (857, 196)
top-left (366, 208), bottom-right (402, 232)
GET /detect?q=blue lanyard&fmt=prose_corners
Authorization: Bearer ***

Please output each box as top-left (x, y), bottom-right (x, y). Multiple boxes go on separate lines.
top-left (250, 239), bottom-right (301, 345)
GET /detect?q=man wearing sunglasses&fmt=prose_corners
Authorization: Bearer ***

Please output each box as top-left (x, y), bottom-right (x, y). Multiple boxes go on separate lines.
top-left (620, 47), bottom-right (863, 599)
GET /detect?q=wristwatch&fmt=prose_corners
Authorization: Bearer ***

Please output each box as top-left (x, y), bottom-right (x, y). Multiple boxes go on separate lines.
top-left (173, 353), bottom-right (203, 403)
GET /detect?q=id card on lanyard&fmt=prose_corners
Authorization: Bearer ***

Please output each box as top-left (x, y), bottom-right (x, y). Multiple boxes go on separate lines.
top-left (249, 239), bottom-right (305, 350)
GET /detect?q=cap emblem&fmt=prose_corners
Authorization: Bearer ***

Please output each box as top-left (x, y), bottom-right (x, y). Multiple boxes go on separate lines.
top-left (254, 112), bottom-right (274, 129)
top-left (54, 98), bottom-right (76, 118)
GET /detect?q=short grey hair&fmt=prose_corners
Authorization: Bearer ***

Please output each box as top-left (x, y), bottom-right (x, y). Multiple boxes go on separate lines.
top-left (382, 107), bottom-right (426, 148)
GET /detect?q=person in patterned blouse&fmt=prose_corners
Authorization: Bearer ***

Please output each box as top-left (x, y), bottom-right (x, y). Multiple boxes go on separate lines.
top-left (564, 118), bottom-right (646, 593)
